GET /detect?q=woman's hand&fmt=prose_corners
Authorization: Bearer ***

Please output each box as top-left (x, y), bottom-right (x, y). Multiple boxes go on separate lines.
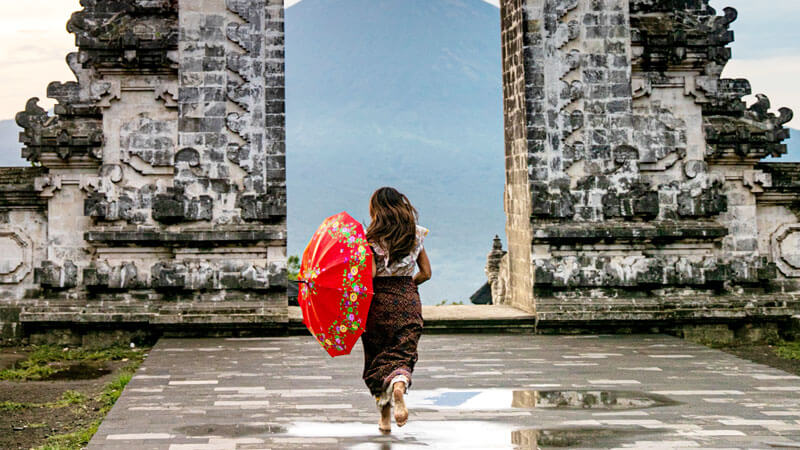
top-left (413, 249), bottom-right (431, 286)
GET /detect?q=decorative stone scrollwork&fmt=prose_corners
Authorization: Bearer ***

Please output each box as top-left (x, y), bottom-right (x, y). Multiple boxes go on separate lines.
top-left (16, 98), bottom-right (104, 165)
top-left (0, 229), bottom-right (33, 284)
top-left (771, 224), bottom-right (800, 278)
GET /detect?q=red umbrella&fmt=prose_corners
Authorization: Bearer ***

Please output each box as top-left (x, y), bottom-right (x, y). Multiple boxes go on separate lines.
top-left (298, 212), bottom-right (374, 357)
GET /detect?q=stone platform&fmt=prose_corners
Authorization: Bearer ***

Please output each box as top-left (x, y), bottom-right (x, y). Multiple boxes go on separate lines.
top-left (88, 334), bottom-right (800, 449)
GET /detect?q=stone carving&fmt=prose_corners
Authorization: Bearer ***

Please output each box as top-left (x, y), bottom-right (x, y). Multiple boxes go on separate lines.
top-left (16, 98), bottom-right (104, 164)
top-left (771, 224), bottom-right (800, 277)
top-left (120, 116), bottom-right (177, 167)
top-left (483, 236), bottom-right (508, 305)
top-left (0, 230), bottom-right (33, 284)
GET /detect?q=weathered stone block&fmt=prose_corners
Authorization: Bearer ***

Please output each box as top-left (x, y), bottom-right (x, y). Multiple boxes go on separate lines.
top-left (735, 323), bottom-right (781, 345)
top-left (35, 261), bottom-right (78, 289)
top-left (682, 325), bottom-right (734, 347)
top-left (151, 263), bottom-right (186, 289)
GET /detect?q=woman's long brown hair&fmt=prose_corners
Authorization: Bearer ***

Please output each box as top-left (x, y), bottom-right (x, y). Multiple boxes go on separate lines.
top-left (366, 187), bottom-right (418, 266)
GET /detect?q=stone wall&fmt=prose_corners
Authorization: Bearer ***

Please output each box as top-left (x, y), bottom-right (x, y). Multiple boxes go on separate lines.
top-left (499, 0), bottom-right (799, 325)
top-left (1, 0), bottom-right (287, 343)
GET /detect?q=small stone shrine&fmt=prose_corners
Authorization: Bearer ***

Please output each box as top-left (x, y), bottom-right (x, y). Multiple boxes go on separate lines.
top-left (497, 0), bottom-right (799, 334)
top-left (0, 0), bottom-right (287, 342)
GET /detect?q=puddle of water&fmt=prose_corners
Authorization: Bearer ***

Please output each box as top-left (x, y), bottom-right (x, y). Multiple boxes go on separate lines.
top-left (175, 423), bottom-right (287, 437)
top-left (283, 421), bottom-right (664, 449)
top-left (406, 389), bottom-right (678, 411)
top-left (285, 420), bottom-right (516, 449)
top-left (513, 427), bottom-right (650, 448)
top-left (42, 362), bottom-right (112, 380)
top-left (209, 389), bottom-right (679, 448)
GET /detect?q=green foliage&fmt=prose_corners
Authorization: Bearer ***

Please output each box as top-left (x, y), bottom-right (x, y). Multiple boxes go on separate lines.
top-left (36, 420), bottom-right (99, 450)
top-left (435, 300), bottom-right (464, 306)
top-left (0, 345), bottom-right (146, 381)
top-left (0, 400), bottom-right (26, 411)
top-left (100, 370), bottom-right (134, 413)
top-left (775, 340), bottom-right (800, 360)
top-left (59, 390), bottom-right (88, 406)
top-left (0, 390), bottom-right (88, 411)
top-left (288, 254), bottom-right (301, 281)
top-left (0, 364), bottom-right (57, 381)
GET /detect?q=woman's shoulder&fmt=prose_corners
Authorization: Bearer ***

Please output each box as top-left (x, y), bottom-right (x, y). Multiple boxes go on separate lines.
top-left (414, 225), bottom-right (428, 252)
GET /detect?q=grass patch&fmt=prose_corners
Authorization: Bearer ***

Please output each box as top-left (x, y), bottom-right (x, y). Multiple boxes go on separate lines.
top-left (36, 360), bottom-right (143, 450)
top-left (775, 340), bottom-right (800, 360)
top-left (0, 364), bottom-right (57, 382)
top-left (36, 421), bottom-right (99, 450)
top-left (0, 400), bottom-right (27, 411)
top-left (99, 369), bottom-right (134, 413)
top-left (0, 345), bottom-right (146, 381)
top-left (56, 390), bottom-right (89, 407)
top-left (0, 390), bottom-right (89, 411)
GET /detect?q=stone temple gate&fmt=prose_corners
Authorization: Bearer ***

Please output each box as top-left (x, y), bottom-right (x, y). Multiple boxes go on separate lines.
top-left (495, 0), bottom-right (800, 334)
top-left (0, 0), bottom-right (797, 342)
top-left (0, 0), bottom-right (287, 341)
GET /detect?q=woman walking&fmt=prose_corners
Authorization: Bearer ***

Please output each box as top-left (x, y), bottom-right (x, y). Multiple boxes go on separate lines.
top-left (362, 187), bottom-right (431, 434)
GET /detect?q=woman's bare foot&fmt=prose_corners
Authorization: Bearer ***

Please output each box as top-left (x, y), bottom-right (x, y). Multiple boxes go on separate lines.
top-left (393, 381), bottom-right (408, 427)
top-left (379, 403), bottom-right (392, 434)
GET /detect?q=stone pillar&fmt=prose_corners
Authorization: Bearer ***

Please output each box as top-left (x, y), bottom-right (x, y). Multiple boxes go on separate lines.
top-left (500, 0), bottom-right (797, 324)
top-left (8, 0), bottom-right (288, 333)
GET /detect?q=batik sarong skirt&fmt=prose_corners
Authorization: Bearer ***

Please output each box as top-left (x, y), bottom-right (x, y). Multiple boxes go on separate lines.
top-left (361, 276), bottom-right (424, 403)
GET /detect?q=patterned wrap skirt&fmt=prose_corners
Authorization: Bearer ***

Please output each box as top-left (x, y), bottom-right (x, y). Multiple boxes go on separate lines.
top-left (361, 276), bottom-right (424, 406)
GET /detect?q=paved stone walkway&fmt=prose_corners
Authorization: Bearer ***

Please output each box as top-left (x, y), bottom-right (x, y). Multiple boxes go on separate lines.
top-left (89, 335), bottom-right (800, 449)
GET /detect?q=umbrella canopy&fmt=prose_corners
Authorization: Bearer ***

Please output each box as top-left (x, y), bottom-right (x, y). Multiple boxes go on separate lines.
top-left (298, 212), bottom-right (374, 357)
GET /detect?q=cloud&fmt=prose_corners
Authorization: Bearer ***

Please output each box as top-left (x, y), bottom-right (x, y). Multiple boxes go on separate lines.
top-left (722, 56), bottom-right (800, 128)
top-left (709, 0), bottom-right (800, 60)
top-left (0, 0), bottom-right (79, 119)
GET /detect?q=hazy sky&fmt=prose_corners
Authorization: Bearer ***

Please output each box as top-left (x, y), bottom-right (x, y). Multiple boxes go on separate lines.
top-left (0, 0), bottom-right (797, 127)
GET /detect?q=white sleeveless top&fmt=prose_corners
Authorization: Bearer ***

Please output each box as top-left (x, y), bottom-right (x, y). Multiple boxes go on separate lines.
top-left (371, 225), bottom-right (428, 277)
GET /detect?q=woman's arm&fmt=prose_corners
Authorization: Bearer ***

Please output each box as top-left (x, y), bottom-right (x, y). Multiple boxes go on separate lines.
top-left (413, 248), bottom-right (432, 286)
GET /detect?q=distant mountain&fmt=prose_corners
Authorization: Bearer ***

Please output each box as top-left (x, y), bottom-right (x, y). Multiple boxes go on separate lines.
top-left (285, 0), bottom-right (505, 304)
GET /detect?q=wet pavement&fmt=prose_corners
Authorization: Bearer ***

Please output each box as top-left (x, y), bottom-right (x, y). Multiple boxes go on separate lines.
top-left (88, 334), bottom-right (800, 449)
